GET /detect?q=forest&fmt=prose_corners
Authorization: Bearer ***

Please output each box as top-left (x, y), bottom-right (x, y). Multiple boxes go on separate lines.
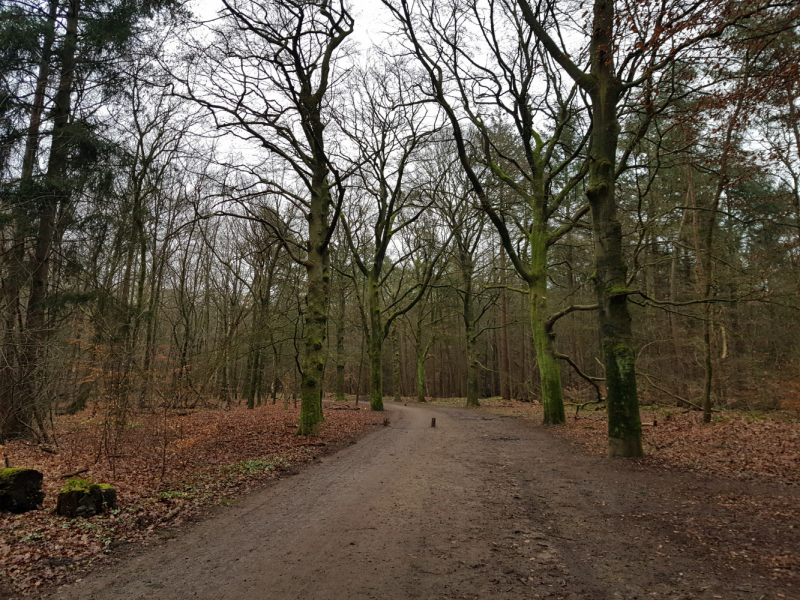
top-left (2, 0), bottom-right (800, 596)
top-left (1, 0), bottom-right (799, 462)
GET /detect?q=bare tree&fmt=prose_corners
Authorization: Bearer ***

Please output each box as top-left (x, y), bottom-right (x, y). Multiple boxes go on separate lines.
top-left (339, 55), bottom-right (443, 411)
top-left (177, 0), bottom-right (354, 434)
top-left (513, 0), bottom-right (797, 454)
top-left (380, 0), bottom-right (594, 424)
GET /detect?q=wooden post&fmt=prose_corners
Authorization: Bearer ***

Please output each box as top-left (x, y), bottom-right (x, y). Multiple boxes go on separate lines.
top-left (431, 418), bottom-right (436, 428)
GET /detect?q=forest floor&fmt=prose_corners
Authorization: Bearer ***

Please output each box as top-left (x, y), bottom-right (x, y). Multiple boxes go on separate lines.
top-left (429, 397), bottom-right (800, 485)
top-left (0, 401), bottom-right (383, 597)
top-left (18, 400), bottom-right (799, 600)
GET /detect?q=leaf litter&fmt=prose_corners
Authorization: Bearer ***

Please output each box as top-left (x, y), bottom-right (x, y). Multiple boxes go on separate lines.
top-left (0, 401), bottom-right (382, 596)
top-left (444, 397), bottom-right (800, 485)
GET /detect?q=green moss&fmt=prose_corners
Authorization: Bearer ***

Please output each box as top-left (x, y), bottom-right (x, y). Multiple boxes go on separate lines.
top-left (0, 467), bottom-right (29, 480)
top-left (0, 468), bottom-right (31, 496)
top-left (88, 483), bottom-right (113, 492)
top-left (61, 478), bottom-right (92, 493)
top-left (606, 286), bottom-right (631, 297)
top-left (586, 180), bottom-right (608, 194)
top-left (61, 479), bottom-right (114, 494)
top-left (612, 343), bottom-right (636, 380)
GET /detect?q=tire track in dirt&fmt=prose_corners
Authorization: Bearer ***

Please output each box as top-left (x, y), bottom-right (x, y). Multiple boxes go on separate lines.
top-left (49, 403), bottom-right (799, 599)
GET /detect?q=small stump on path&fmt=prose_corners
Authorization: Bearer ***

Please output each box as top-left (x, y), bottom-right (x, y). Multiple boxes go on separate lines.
top-left (0, 468), bottom-right (45, 513)
top-left (56, 478), bottom-right (116, 518)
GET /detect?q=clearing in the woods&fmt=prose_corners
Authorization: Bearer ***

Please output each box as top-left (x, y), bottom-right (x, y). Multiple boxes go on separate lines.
top-left (33, 402), bottom-right (800, 600)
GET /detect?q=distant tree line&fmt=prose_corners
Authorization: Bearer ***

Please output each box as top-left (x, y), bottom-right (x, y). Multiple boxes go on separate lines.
top-left (1, 0), bottom-right (798, 457)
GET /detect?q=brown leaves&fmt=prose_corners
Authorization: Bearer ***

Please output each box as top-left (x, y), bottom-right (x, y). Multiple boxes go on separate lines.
top-left (472, 398), bottom-right (800, 485)
top-left (0, 402), bottom-right (382, 595)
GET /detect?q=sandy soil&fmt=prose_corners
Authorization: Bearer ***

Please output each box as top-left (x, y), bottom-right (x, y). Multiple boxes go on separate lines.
top-left (45, 403), bottom-right (799, 600)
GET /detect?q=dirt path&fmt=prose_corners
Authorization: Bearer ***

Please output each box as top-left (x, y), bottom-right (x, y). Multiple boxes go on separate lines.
top-left (50, 403), bottom-right (798, 600)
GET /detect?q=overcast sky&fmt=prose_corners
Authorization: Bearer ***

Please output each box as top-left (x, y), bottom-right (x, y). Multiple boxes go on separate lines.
top-left (190, 0), bottom-right (392, 53)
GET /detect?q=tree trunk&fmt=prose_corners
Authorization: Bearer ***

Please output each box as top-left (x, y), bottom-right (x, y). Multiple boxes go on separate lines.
top-left (367, 275), bottom-right (384, 411)
top-left (462, 257), bottom-right (479, 407)
top-left (3, 0), bottom-right (58, 352)
top-left (416, 353), bottom-right (426, 403)
top-left (529, 223), bottom-right (565, 424)
top-left (499, 248), bottom-right (512, 400)
top-left (3, 0), bottom-right (79, 440)
top-left (414, 313), bottom-right (428, 402)
top-left (297, 180), bottom-right (332, 435)
top-left (392, 330), bottom-right (402, 402)
top-left (516, 0), bottom-right (643, 454)
top-left (587, 87), bottom-right (643, 456)
top-left (584, 1), bottom-right (642, 456)
top-left (670, 209), bottom-right (689, 396)
top-left (271, 343), bottom-right (280, 405)
top-left (355, 327), bottom-right (366, 406)
top-left (246, 347), bottom-right (261, 410)
top-left (140, 231), bottom-right (166, 407)
top-left (335, 291), bottom-right (346, 401)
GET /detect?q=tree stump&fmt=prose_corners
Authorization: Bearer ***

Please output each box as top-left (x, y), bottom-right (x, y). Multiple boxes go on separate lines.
top-left (0, 468), bottom-right (45, 513)
top-left (56, 479), bottom-right (116, 518)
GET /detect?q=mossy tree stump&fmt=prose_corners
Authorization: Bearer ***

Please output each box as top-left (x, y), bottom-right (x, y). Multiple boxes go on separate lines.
top-left (56, 478), bottom-right (116, 518)
top-left (0, 468), bottom-right (45, 513)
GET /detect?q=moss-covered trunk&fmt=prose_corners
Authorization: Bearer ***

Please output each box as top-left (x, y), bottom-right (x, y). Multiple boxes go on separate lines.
top-left (530, 293), bottom-right (565, 424)
top-left (586, 7), bottom-right (642, 455)
top-left (529, 224), bottom-right (565, 425)
top-left (297, 182), bottom-right (332, 435)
